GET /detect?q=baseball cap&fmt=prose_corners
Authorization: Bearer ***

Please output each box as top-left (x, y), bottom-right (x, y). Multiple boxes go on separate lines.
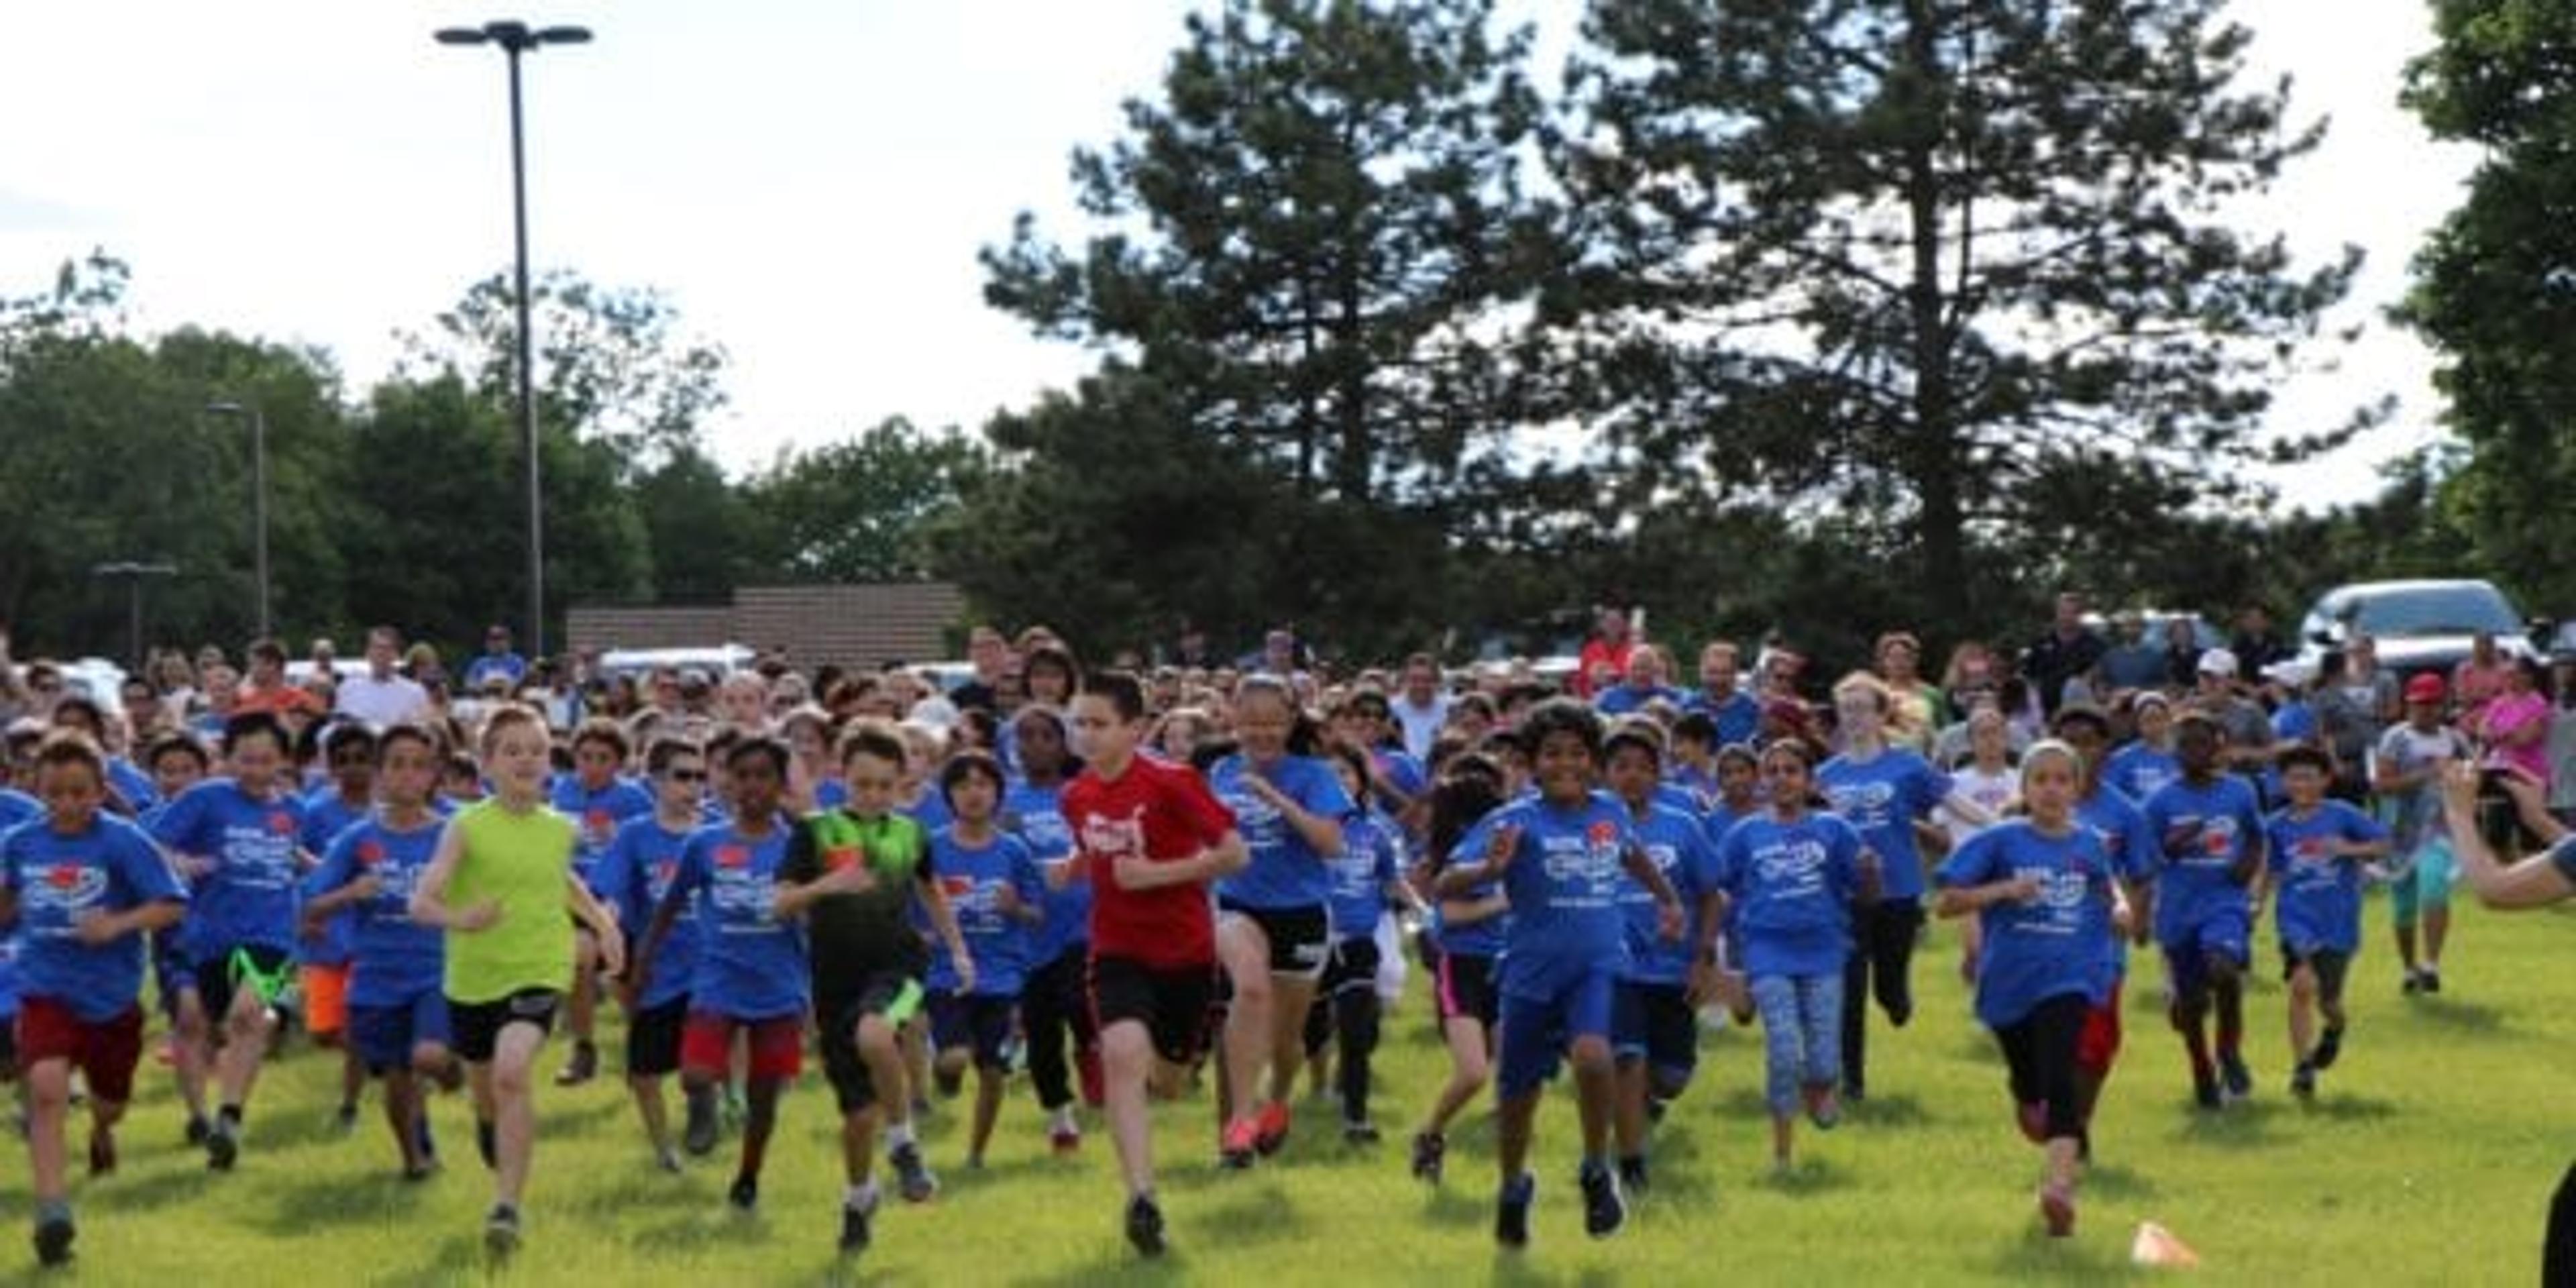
top-left (2404, 673), bottom-right (2446, 704)
top-left (2196, 648), bottom-right (2239, 678)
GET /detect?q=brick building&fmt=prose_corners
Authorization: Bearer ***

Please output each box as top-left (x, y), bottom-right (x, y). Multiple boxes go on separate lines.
top-left (568, 583), bottom-right (967, 671)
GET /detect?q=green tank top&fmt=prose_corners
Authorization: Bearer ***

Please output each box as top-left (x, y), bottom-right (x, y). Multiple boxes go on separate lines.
top-left (798, 811), bottom-right (929, 987)
top-left (443, 798), bottom-right (579, 1004)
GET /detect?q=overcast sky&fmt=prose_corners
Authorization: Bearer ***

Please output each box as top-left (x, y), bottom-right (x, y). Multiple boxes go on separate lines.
top-left (0, 1), bottom-right (2475, 508)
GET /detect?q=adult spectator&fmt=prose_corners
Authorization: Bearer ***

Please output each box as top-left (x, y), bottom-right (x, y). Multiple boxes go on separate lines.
top-left (1388, 653), bottom-right (1450, 762)
top-left (2453, 631), bottom-right (2514, 729)
top-left (2159, 616), bottom-right (2204, 690)
top-left (1874, 631), bottom-right (1943, 753)
top-left (2192, 649), bottom-right (2277, 782)
top-left (2098, 610), bottom-right (2167, 694)
top-left (2344, 633), bottom-right (2402, 725)
top-left (461, 623), bottom-right (529, 692)
top-left (1573, 606), bottom-right (1635, 700)
top-left (334, 626), bottom-right (429, 728)
top-left (2229, 603), bottom-right (2293, 676)
top-left (949, 626), bottom-right (1012, 714)
top-left (1595, 644), bottom-right (1683, 715)
top-left (2019, 592), bottom-right (2105, 716)
top-left (232, 638), bottom-right (324, 720)
top-left (2307, 650), bottom-right (2380, 804)
top-left (1687, 641), bottom-right (1762, 748)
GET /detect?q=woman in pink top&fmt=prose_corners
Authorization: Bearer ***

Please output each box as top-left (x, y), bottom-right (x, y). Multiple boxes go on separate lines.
top-left (2451, 633), bottom-right (2513, 728)
top-left (2477, 657), bottom-right (2553, 786)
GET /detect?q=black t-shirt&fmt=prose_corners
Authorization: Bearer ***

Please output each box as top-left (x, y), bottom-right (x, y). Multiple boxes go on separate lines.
top-left (949, 681), bottom-right (998, 714)
top-left (780, 810), bottom-right (936, 990)
top-left (2023, 628), bottom-right (2106, 712)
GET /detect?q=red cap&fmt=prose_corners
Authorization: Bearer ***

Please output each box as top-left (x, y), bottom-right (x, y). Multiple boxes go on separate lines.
top-left (2404, 673), bottom-right (2447, 704)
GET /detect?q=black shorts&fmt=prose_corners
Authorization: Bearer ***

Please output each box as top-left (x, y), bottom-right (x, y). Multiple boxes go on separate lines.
top-left (2279, 947), bottom-right (2353, 1004)
top-left (1434, 951), bottom-right (1498, 1028)
top-left (0, 1012), bottom-right (17, 1075)
top-left (1318, 935), bottom-right (1383, 1000)
top-left (818, 969), bottom-right (925, 1114)
top-left (1612, 979), bottom-right (1699, 1079)
top-left (1218, 899), bottom-right (1330, 976)
top-left (449, 987), bottom-right (562, 1065)
top-left (1089, 955), bottom-right (1216, 1067)
top-left (625, 994), bottom-right (689, 1079)
top-left (195, 944), bottom-right (294, 1025)
top-left (930, 992), bottom-right (1017, 1072)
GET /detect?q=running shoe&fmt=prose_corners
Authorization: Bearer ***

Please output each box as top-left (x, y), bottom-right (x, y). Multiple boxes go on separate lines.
top-left (1049, 1118), bottom-right (1082, 1156)
top-left (2290, 1064), bottom-right (2317, 1099)
top-left (484, 1203), bottom-right (521, 1257)
top-left (1253, 1099), bottom-right (1292, 1156)
top-left (1495, 1173), bottom-right (1536, 1248)
top-left (727, 1175), bottom-right (759, 1212)
top-left (1220, 1116), bottom-right (1260, 1170)
top-left (2039, 1182), bottom-right (2076, 1238)
top-left (32, 1214), bottom-right (74, 1267)
top-left (1125, 1193), bottom-right (1167, 1258)
top-left (839, 1195), bottom-right (875, 1255)
top-left (1580, 1161), bottom-right (1626, 1238)
top-left (2312, 1024), bottom-right (2346, 1071)
top-left (891, 1140), bottom-right (939, 1203)
top-left (2218, 1054), bottom-right (2253, 1101)
top-left (1409, 1130), bottom-right (1445, 1184)
top-left (553, 1040), bottom-right (597, 1088)
top-left (682, 1086), bottom-right (720, 1157)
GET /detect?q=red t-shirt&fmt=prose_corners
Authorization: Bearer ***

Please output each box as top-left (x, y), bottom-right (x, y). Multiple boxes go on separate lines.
top-left (1064, 753), bottom-right (1236, 969)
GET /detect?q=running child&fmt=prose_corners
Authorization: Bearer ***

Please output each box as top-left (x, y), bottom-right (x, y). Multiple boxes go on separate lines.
top-left (1000, 705), bottom-right (1097, 1152)
top-left (299, 721), bottom-right (376, 1134)
top-left (595, 737), bottom-right (715, 1167)
top-left (549, 718), bottom-right (653, 1087)
top-left (1934, 740), bottom-right (2127, 1238)
top-left (304, 722), bottom-right (461, 1179)
top-left (408, 703), bottom-right (627, 1256)
top-left (1434, 699), bottom-right (1684, 1247)
top-left (1059, 672), bottom-right (1246, 1257)
top-left (137, 731), bottom-right (214, 1141)
top-left (2048, 704), bottom-right (2158, 1155)
top-left (1407, 755), bottom-right (1509, 1185)
top-left (922, 751), bottom-right (1044, 1169)
top-left (2263, 745), bottom-right (2387, 1097)
top-left (1303, 743), bottom-right (1421, 1144)
top-left (1601, 720), bottom-right (1724, 1195)
top-left (149, 710), bottom-right (308, 1171)
top-left (1, 731), bottom-right (187, 1266)
top-left (634, 736), bottom-right (808, 1212)
top-left (2373, 674), bottom-right (2469, 994)
top-left (2137, 710), bottom-right (2268, 1108)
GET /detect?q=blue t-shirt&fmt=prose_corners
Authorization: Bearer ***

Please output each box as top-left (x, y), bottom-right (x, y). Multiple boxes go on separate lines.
top-left (0, 790), bottom-right (40, 831)
top-left (1471, 791), bottom-right (1638, 999)
top-left (666, 820), bottom-right (809, 1020)
top-left (106, 757), bottom-right (158, 814)
top-left (3, 812), bottom-right (186, 1020)
top-left (551, 775), bottom-right (655, 890)
top-left (594, 816), bottom-right (701, 1011)
top-left (1324, 808), bottom-right (1405, 941)
top-left (307, 814), bottom-right (447, 1006)
top-left (2138, 774), bottom-right (2267, 944)
top-left (2265, 800), bottom-right (2385, 956)
top-left (1712, 812), bottom-right (1865, 978)
top-left (816, 777), bottom-right (851, 811)
top-left (1002, 778), bottom-right (1087, 965)
top-left (1817, 748), bottom-right (1951, 900)
top-left (1211, 754), bottom-right (1354, 911)
top-left (1618, 802), bottom-right (1717, 985)
top-left (151, 779), bottom-right (306, 959)
top-left (1430, 860), bottom-right (1507, 959)
top-left (1686, 690), bottom-right (1762, 747)
top-left (299, 788), bottom-right (372, 968)
top-left (924, 827), bottom-right (1044, 998)
top-left (1935, 820), bottom-right (2120, 1028)
top-left (2075, 784), bottom-right (2155, 975)
top-left (1597, 684), bottom-right (1684, 716)
top-left (1368, 747), bottom-right (1428, 819)
top-left (2105, 741), bottom-right (2179, 805)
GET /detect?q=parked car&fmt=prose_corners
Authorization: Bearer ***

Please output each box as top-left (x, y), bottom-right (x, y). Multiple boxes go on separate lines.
top-left (596, 645), bottom-right (756, 684)
top-left (2294, 578), bottom-right (2536, 682)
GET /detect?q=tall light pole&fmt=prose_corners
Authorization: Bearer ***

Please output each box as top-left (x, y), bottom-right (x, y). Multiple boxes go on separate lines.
top-left (435, 18), bottom-right (591, 662)
top-left (203, 400), bottom-right (269, 640)
top-left (91, 562), bottom-right (178, 671)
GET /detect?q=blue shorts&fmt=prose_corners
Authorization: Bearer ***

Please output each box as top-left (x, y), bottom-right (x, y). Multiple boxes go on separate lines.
top-left (350, 990), bottom-right (452, 1073)
top-left (1496, 967), bottom-right (1615, 1100)
top-left (2161, 907), bottom-right (2251, 1000)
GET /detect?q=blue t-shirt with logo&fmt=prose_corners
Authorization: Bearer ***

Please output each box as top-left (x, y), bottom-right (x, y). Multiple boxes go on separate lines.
top-left (2105, 741), bottom-right (2179, 806)
top-left (3, 812), bottom-right (186, 1020)
top-left (299, 789), bottom-right (372, 968)
top-left (1686, 690), bottom-right (1762, 747)
top-left (151, 779), bottom-right (305, 960)
top-left (0, 790), bottom-right (40, 831)
top-left (666, 820), bottom-right (809, 1020)
top-left (2138, 774), bottom-right (2267, 944)
top-left (924, 827), bottom-right (1044, 998)
top-left (2074, 784), bottom-right (2155, 974)
top-left (594, 816), bottom-right (700, 1011)
top-left (307, 814), bottom-right (446, 1006)
top-left (1325, 808), bottom-right (1405, 941)
top-left (1002, 778), bottom-right (1086, 965)
top-left (2265, 800), bottom-right (2385, 956)
top-left (1470, 791), bottom-right (1637, 1000)
top-left (1211, 754), bottom-right (1354, 911)
top-left (1818, 748), bottom-right (1951, 900)
top-left (1935, 820), bottom-right (2120, 1028)
top-left (1713, 812), bottom-right (1864, 977)
top-left (1617, 802), bottom-right (1717, 985)
top-left (1597, 684), bottom-right (1684, 716)
top-left (551, 774), bottom-right (655, 890)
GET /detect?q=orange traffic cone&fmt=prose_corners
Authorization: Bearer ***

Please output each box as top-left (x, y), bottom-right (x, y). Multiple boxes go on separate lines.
top-left (2131, 1220), bottom-right (2202, 1268)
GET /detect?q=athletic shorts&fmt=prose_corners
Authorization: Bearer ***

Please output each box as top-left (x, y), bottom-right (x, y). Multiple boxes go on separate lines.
top-left (819, 971), bottom-right (927, 1114)
top-left (1612, 979), bottom-right (1699, 1079)
top-left (1497, 967), bottom-right (1615, 1100)
top-left (1318, 935), bottom-right (1383, 999)
top-left (929, 991), bottom-right (1016, 1073)
top-left (0, 1012), bottom-right (17, 1074)
top-left (682, 1012), bottom-right (802, 1083)
top-left (15, 998), bottom-right (144, 1104)
top-left (2279, 946), bottom-right (2353, 1004)
top-left (625, 994), bottom-right (689, 1079)
top-left (1218, 899), bottom-right (1331, 977)
top-left (2076, 979), bottom-right (2123, 1077)
top-left (302, 963), bottom-right (350, 1037)
top-left (448, 987), bottom-right (561, 1064)
top-left (1089, 955), bottom-right (1217, 1067)
top-left (197, 943), bottom-right (296, 1024)
top-left (2160, 908), bottom-right (2251, 1000)
top-left (1434, 951), bottom-right (1498, 1028)
top-left (350, 990), bottom-right (451, 1073)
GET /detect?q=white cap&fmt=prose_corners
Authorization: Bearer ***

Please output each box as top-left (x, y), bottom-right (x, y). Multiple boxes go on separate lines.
top-left (2197, 647), bottom-right (2239, 678)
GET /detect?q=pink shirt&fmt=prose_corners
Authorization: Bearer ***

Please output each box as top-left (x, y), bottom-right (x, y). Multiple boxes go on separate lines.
top-left (2479, 689), bottom-right (2552, 784)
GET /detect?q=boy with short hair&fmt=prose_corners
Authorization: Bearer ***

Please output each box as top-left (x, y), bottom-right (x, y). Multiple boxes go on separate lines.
top-left (1, 731), bottom-right (188, 1266)
top-left (2137, 711), bottom-right (2268, 1109)
top-left (596, 737), bottom-right (714, 1167)
top-left (2263, 747), bottom-right (2387, 1097)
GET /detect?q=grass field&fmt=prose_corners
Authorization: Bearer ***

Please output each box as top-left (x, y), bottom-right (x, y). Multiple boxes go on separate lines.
top-left (11, 893), bottom-right (2569, 1285)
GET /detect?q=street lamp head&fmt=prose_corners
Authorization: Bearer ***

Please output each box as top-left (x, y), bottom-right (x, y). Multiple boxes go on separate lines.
top-left (533, 25), bottom-right (592, 46)
top-left (433, 26), bottom-right (492, 46)
top-left (205, 400), bottom-right (245, 415)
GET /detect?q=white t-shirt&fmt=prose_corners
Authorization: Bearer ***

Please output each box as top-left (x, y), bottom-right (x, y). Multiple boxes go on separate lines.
top-left (1941, 763), bottom-right (2018, 845)
top-left (1391, 693), bottom-right (1450, 762)
top-left (2376, 722), bottom-right (2467, 856)
top-left (334, 672), bottom-right (429, 728)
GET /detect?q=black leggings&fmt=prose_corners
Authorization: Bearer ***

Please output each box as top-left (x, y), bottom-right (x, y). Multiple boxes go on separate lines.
top-left (1841, 898), bottom-right (1923, 1094)
top-left (1022, 946), bottom-right (1096, 1112)
top-left (1995, 993), bottom-right (2090, 1142)
top-left (1301, 937), bottom-right (1383, 1123)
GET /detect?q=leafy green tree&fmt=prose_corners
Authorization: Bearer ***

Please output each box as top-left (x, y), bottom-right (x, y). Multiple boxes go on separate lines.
top-left (1550, 0), bottom-right (2370, 627)
top-left (2400, 0), bottom-right (2576, 612)
top-left (744, 418), bottom-right (988, 584)
top-left (633, 444), bottom-right (772, 603)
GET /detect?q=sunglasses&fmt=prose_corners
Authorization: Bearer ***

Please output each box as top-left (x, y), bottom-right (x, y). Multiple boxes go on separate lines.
top-left (664, 768), bottom-right (707, 784)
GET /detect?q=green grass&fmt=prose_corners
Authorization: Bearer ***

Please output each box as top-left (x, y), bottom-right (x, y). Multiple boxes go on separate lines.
top-left (13, 894), bottom-right (2570, 1285)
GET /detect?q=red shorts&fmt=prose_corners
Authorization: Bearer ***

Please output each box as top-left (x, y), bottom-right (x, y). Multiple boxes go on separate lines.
top-left (2076, 980), bottom-right (2123, 1077)
top-left (302, 963), bottom-right (350, 1037)
top-left (680, 1012), bottom-right (803, 1082)
top-left (17, 998), bottom-right (146, 1104)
